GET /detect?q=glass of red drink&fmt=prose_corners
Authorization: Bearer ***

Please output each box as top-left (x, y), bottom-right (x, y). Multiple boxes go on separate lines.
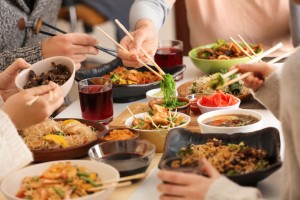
top-left (78, 77), bottom-right (113, 125)
top-left (154, 40), bottom-right (183, 81)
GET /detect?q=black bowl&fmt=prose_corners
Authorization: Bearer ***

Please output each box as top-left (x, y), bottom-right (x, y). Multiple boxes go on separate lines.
top-left (75, 58), bottom-right (186, 103)
top-left (158, 127), bottom-right (282, 186)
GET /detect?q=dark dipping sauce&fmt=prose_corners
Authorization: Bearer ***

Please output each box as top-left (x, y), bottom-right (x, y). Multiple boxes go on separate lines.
top-left (203, 114), bottom-right (259, 127)
top-left (103, 152), bottom-right (149, 178)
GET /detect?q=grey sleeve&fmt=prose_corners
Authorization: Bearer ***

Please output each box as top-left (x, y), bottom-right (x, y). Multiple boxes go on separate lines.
top-left (129, 0), bottom-right (172, 31)
top-left (289, 0), bottom-right (300, 47)
top-left (0, 43), bottom-right (43, 71)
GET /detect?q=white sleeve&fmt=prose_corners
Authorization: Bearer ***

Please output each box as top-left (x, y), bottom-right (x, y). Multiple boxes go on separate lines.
top-left (129, 0), bottom-right (175, 31)
top-left (0, 110), bottom-right (33, 181)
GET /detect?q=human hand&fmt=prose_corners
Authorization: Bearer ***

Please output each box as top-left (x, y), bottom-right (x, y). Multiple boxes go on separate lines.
top-left (41, 33), bottom-right (98, 70)
top-left (1, 82), bottom-right (64, 130)
top-left (229, 62), bottom-right (276, 92)
top-left (0, 58), bottom-right (30, 101)
top-left (119, 19), bottom-right (158, 68)
top-left (157, 159), bottom-right (221, 200)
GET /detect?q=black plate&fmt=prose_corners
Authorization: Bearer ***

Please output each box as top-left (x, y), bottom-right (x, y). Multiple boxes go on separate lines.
top-left (75, 58), bottom-right (186, 103)
top-left (158, 127), bottom-right (282, 186)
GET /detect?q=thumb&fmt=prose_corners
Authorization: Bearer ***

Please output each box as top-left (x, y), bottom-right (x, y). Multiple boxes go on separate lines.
top-left (27, 82), bottom-right (57, 96)
top-left (200, 159), bottom-right (220, 179)
top-left (5, 58), bottom-right (30, 76)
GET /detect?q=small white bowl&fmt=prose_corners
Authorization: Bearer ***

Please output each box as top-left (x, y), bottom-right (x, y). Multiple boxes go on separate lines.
top-left (124, 112), bottom-right (191, 152)
top-left (197, 96), bottom-right (240, 114)
top-left (1, 160), bottom-right (119, 200)
top-left (146, 88), bottom-right (178, 103)
top-left (15, 56), bottom-right (75, 97)
top-left (197, 109), bottom-right (263, 134)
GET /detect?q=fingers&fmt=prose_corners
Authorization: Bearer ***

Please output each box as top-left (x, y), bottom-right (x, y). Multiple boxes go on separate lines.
top-left (27, 82), bottom-right (57, 96)
top-left (72, 44), bottom-right (98, 55)
top-left (158, 170), bottom-right (205, 185)
top-left (200, 159), bottom-right (220, 179)
top-left (68, 33), bottom-right (98, 47)
top-left (5, 58), bottom-right (30, 76)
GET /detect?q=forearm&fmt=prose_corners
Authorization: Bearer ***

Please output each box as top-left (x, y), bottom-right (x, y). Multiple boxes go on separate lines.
top-left (254, 69), bottom-right (281, 119)
top-left (0, 110), bottom-right (33, 180)
top-left (206, 176), bottom-right (263, 200)
top-left (129, 0), bottom-right (175, 31)
top-left (0, 43), bottom-right (43, 71)
top-left (290, 0), bottom-right (300, 47)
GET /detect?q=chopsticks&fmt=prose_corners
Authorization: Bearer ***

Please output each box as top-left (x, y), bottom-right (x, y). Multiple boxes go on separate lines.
top-left (26, 90), bottom-right (53, 106)
top-left (96, 26), bottom-right (164, 80)
top-left (86, 173), bottom-right (147, 192)
top-left (114, 19), bottom-right (165, 76)
top-left (217, 42), bottom-right (284, 89)
top-left (34, 18), bottom-right (117, 57)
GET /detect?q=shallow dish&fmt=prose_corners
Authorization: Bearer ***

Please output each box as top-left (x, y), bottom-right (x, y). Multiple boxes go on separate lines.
top-left (15, 56), bottom-right (75, 98)
top-left (124, 112), bottom-right (191, 152)
top-left (27, 118), bottom-right (106, 163)
top-left (158, 127), bottom-right (282, 186)
top-left (197, 109), bottom-right (263, 134)
top-left (88, 139), bottom-right (155, 177)
top-left (188, 43), bottom-right (263, 74)
top-left (75, 58), bottom-right (186, 103)
top-left (1, 160), bottom-right (119, 200)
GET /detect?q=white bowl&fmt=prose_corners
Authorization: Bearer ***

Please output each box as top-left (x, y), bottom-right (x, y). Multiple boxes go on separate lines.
top-left (1, 160), bottom-right (119, 200)
top-left (124, 112), bottom-right (191, 153)
top-left (146, 88), bottom-right (178, 103)
top-left (15, 56), bottom-right (75, 97)
top-left (197, 109), bottom-right (263, 134)
top-left (197, 96), bottom-right (240, 114)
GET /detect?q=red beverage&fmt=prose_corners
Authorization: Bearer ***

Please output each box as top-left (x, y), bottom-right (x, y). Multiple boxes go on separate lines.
top-left (79, 85), bottom-right (113, 123)
top-left (154, 47), bottom-right (183, 68)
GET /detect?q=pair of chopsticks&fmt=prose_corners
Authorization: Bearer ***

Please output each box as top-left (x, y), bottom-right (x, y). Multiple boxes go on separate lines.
top-left (216, 35), bottom-right (288, 89)
top-left (33, 18), bottom-right (118, 57)
top-left (26, 90), bottom-right (54, 106)
top-left (96, 19), bottom-right (165, 80)
top-left (87, 172), bottom-right (147, 192)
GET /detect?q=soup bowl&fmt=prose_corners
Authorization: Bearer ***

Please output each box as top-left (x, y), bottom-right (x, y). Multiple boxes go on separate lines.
top-left (197, 109), bottom-right (263, 134)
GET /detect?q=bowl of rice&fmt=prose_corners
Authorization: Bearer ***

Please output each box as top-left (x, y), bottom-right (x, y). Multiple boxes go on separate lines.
top-left (19, 118), bottom-right (106, 162)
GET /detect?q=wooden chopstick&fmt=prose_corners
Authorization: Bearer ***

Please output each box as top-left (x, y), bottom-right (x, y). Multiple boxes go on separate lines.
top-left (229, 37), bottom-right (254, 59)
top-left (26, 90), bottom-right (54, 106)
top-left (87, 181), bottom-right (132, 192)
top-left (114, 19), bottom-right (165, 75)
top-left (237, 34), bottom-right (259, 59)
top-left (268, 48), bottom-right (297, 64)
top-left (218, 42), bottom-right (284, 89)
top-left (96, 26), bottom-right (164, 80)
top-left (95, 172), bottom-right (147, 185)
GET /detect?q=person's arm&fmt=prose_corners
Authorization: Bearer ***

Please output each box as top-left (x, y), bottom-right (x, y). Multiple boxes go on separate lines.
top-left (290, 0), bottom-right (300, 47)
top-left (0, 110), bottom-right (33, 180)
top-left (0, 43), bottom-right (42, 71)
top-left (129, 0), bottom-right (175, 31)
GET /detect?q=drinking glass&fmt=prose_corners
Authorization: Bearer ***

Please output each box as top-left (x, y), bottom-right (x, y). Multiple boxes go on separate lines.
top-left (154, 40), bottom-right (184, 81)
top-left (78, 77), bottom-right (113, 125)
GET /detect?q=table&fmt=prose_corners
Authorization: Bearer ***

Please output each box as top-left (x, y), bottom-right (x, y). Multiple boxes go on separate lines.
top-left (53, 57), bottom-right (284, 200)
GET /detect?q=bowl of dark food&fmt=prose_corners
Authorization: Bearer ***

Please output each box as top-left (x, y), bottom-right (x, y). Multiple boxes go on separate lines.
top-left (158, 127), bottom-right (282, 186)
top-left (124, 104), bottom-right (191, 153)
top-left (98, 128), bottom-right (139, 143)
top-left (75, 58), bottom-right (186, 103)
top-left (197, 109), bottom-right (263, 134)
top-left (1, 160), bottom-right (120, 200)
top-left (19, 118), bottom-right (106, 162)
top-left (88, 139), bottom-right (155, 178)
top-left (188, 39), bottom-right (263, 74)
top-left (15, 56), bottom-right (75, 97)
